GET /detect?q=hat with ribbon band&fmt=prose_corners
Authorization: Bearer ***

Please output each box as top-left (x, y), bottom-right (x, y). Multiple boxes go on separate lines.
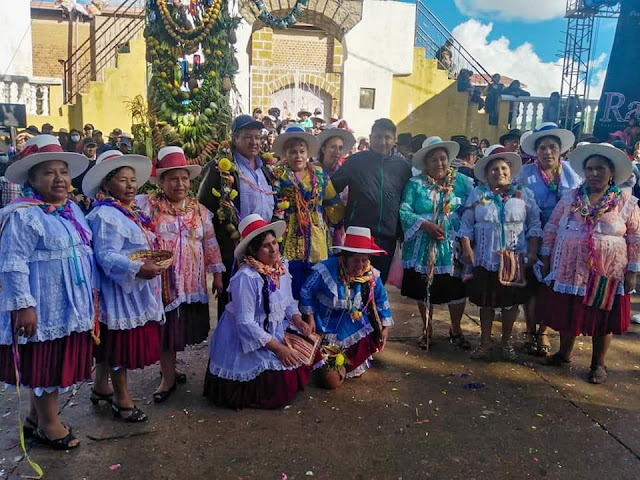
top-left (151, 146), bottom-right (202, 182)
top-left (82, 149), bottom-right (152, 199)
top-left (5, 134), bottom-right (89, 184)
top-left (234, 214), bottom-right (286, 260)
top-left (331, 226), bottom-right (387, 256)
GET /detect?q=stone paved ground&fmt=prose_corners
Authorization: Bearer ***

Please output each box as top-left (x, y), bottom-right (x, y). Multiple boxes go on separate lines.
top-left (1, 288), bottom-right (639, 479)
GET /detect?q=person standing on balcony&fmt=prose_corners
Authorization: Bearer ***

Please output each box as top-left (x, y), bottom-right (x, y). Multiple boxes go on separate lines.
top-left (516, 122), bottom-right (581, 356)
top-left (198, 114), bottom-right (275, 317)
top-left (331, 118), bottom-right (413, 283)
top-left (485, 74), bottom-right (504, 126)
top-left (435, 39), bottom-right (453, 74)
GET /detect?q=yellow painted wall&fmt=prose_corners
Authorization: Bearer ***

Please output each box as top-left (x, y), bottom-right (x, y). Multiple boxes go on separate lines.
top-left (391, 48), bottom-right (510, 143)
top-left (27, 36), bottom-right (147, 133)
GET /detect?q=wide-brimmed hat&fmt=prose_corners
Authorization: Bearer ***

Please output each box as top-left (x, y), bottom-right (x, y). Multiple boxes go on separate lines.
top-left (331, 226), bottom-right (387, 256)
top-left (5, 134), bottom-right (88, 184)
top-left (273, 125), bottom-right (320, 158)
top-left (569, 142), bottom-right (633, 186)
top-left (520, 122), bottom-right (575, 156)
top-left (82, 149), bottom-right (152, 199)
top-left (412, 136), bottom-right (460, 170)
top-left (297, 110), bottom-right (312, 118)
top-left (151, 146), bottom-right (201, 182)
top-left (316, 127), bottom-right (356, 155)
top-left (474, 144), bottom-right (522, 184)
top-left (499, 129), bottom-right (522, 145)
top-left (234, 214), bottom-right (286, 260)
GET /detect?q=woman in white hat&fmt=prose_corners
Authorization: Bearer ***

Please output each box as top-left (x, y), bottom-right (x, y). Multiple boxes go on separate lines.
top-left (0, 135), bottom-right (92, 450)
top-left (538, 143), bottom-right (640, 384)
top-left (459, 145), bottom-right (543, 361)
top-left (83, 150), bottom-right (164, 422)
top-left (315, 126), bottom-right (356, 245)
top-left (137, 147), bottom-right (225, 402)
top-left (203, 214), bottom-right (318, 409)
top-left (272, 125), bottom-right (344, 299)
top-left (517, 122), bottom-right (582, 356)
top-left (399, 137), bottom-right (474, 351)
top-left (300, 226), bottom-right (393, 380)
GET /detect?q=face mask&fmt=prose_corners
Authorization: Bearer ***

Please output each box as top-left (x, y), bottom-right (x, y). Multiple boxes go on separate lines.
top-left (71, 134), bottom-right (80, 142)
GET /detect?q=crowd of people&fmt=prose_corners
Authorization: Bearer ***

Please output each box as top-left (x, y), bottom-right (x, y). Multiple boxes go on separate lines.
top-left (1, 110), bottom-right (639, 452)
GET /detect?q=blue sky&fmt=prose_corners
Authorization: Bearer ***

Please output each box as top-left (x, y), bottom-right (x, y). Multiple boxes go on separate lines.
top-left (404, 0), bottom-right (618, 98)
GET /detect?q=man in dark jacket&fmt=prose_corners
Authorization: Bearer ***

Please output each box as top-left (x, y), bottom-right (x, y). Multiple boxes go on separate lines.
top-left (198, 114), bottom-right (275, 316)
top-left (331, 118), bottom-right (412, 283)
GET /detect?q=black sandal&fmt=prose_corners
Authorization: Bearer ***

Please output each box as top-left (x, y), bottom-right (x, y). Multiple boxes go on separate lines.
top-left (90, 388), bottom-right (114, 406)
top-left (111, 403), bottom-right (148, 423)
top-left (160, 371), bottom-right (187, 384)
top-left (589, 365), bottom-right (608, 384)
top-left (536, 333), bottom-right (551, 357)
top-left (544, 352), bottom-right (571, 367)
top-left (153, 382), bottom-right (177, 404)
top-left (35, 427), bottom-right (79, 451)
top-left (22, 417), bottom-right (38, 439)
top-left (449, 330), bottom-right (471, 350)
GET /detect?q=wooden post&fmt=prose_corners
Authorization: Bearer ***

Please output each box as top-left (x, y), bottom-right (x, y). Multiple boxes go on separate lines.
top-left (90, 16), bottom-right (97, 81)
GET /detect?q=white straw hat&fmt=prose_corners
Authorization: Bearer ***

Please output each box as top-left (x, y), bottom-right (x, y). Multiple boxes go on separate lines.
top-left (273, 125), bottom-right (320, 158)
top-left (473, 144), bottom-right (522, 184)
top-left (412, 136), bottom-right (460, 170)
top-left (330, 226), bottom-right (387, 256)
top-left (234, 214), bottom-right (286, 260)
top-left (5, 134), bottom-right (88, 184)
top-left (316, 127), bottom-right (356, 156)
top-left (82, 150), bottom-right (152, 199)
top-left (151, 146), bottom-right (202, 182)
top-left (568, 142), bottom-right (633, 186)
top-left (520, 122), bottom-right (575, 156)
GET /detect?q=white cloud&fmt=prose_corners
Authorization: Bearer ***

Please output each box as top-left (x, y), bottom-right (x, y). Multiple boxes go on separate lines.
top-left (453, 19), bottom-right (562, 96)
top-left (454, 0), bottom-right (565, 22)
top-left (586, 53), bottom-right (608, 100)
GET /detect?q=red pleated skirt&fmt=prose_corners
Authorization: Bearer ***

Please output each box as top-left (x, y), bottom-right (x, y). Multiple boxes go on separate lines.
top-left (345, 334), bottom-right (382, 373)
top-left (537, 287), bottom-right (631, 336)
top-left (0, 331), bottom-right (93, 389)
top-left (161, 302), bottom-right (210, 353)
top-left (94, 321), bottom-right (161, 370)
top-left (203, 365), bottom-right (313, 410)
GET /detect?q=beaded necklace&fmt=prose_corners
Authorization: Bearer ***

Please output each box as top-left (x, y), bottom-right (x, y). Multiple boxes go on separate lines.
top-left (570, 183), bottom-right (621, 269)
top-left (94, 190), bottom-right (156, 248)
top-left (244, 256), bottom-right (286, 292)
top-left (536, 160), bottom-right (562, 193)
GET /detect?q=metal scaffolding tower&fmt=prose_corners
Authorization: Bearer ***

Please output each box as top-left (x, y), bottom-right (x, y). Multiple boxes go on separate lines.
top-left (560, 0), bottom-right (620, 133)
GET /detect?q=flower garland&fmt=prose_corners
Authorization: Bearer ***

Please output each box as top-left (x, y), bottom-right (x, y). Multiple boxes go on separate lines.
top-left (536, 159), bottom-right (562, 193)
top-left (244, 256), bottom-right (286, 292)
top-left (570, 183), bottom-right (622, 270)
top-left (422, 167), bottom-right (457, 217)
top-left (252, 0), bottom-right (308, 29)
top-left (339, 257), bottom-right (375, 322)
top-left (156, 0), bottom-right (223, 45)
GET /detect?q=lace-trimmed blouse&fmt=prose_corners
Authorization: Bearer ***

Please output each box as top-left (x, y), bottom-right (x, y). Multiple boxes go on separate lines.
top-left (458, 184), bottom-right (543, 271)
top-left (0, 203), bottom-right (96, 345)
top-left (137, 195), bottom-right (225, 312)
top-left (400, 172), bottom-right (473, 274)
top-left (541, 189), bottom-right (640, 297)
top-left (86, 205), bottom-right (164, 330)
top-left (207, 261), bottom-right (301, 382)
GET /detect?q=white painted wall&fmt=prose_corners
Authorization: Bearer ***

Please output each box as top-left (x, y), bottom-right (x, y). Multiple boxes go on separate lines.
top-left (0, 0), bottom-right (33, 77)
top-left (233, 0), bottom-right (416, 134)
top-left (341, 0), bottom-right (416, 137)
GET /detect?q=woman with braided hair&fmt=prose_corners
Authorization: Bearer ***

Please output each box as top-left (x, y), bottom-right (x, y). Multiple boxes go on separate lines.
top-left (0, 135), bottom-right (93, 450)
top-left (83, 150), bottom-right (164, 423)
top-left (204, 214), bottom-right (319, 409)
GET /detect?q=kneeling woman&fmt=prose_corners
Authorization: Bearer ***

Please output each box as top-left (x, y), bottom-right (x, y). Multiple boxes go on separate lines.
top-left (204, 214), bottom-right (318, 409)
top-left (83, 150), bottom-right (165, 422)
top-left (300, 226), bottom-right (393, 379)
top-left (0, 135), bottom-right (92, 450)
top-left (137, 147), bottom-right (225, 402)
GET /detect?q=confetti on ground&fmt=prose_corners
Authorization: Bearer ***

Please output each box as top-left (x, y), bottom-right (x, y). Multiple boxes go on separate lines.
top-left (109, 464), bottom-right (121, 470)
top-left (1, 413), bottom-right (9, 418)
top-left (536, 413), bottom-right (544, 418)
top-left (306, 471), bottom-right (314, 476)
top-left (281, 474), bottom-right (288, 480)
top-left (463, 383), bottom-right (485, 390)
top-left (391, 388), bottom-right (398, 392)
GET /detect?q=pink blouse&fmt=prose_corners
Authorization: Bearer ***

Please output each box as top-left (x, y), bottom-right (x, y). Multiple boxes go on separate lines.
top-left (137, 195), bottom-right (225, 312)
top-left (541, 190), bottom-right (640, 297)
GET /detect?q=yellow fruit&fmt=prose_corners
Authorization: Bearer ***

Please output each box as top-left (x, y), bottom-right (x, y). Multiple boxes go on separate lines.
top-left (214, 50), bottom-right (223, 57)
top-left (192, 88), bottom-right (199, 94)
top-left (181, 91), bottom-right (189, 99)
